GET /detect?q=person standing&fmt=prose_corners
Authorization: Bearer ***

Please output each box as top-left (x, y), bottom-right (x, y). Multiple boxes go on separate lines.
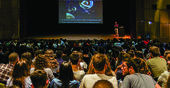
top-left (114, 21), bottom-right (119, 37)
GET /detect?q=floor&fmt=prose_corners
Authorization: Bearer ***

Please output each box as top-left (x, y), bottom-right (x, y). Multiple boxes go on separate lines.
top-left (27, 34), bottom-right (131, 40)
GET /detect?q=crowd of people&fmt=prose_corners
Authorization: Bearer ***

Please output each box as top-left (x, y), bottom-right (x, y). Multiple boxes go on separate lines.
top-left (0, 37), bottom-right (170, 88)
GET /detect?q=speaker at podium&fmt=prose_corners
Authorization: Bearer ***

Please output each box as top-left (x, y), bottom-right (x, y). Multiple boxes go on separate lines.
top-left (119, 26), bottom-right (125, 37)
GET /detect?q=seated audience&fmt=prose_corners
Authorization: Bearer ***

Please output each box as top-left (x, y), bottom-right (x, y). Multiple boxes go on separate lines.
top-left (6, 59), bottom-right (32, 88)
top-left (0, 52), bottom-right (19, 85)
top-left (0, 37), bottom-right (170, 88)
top-left (93, 80), bottom-right (114, 88)
top-left (30, 70), bottom-right (48, 88)
top-left (120, 58), bottom-right (161, 88)
top-left (50, 61), bottom-right (80, 88)
top-left (80, 53), bottom-right (118, 88)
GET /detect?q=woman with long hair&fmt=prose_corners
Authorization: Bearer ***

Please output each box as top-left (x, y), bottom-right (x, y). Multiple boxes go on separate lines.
top-left (30, 54), bottom-right (54, 82)
top-left (50, 61), bottom-right (80, 88)
top-left (6, 59), bottom-right (32, 88)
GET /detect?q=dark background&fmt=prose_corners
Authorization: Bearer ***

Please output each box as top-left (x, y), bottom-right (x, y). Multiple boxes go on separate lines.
top-left (20, 0), bottom-right (136, 37)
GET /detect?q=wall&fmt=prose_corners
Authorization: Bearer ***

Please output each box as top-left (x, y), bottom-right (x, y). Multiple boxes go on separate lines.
top-left (0, 0), bottom-right (20, 39)
top-left (136, 0), bottom-right (170, 43)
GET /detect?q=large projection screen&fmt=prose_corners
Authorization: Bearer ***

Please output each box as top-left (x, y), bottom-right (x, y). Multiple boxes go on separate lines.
top-left (59, 0), bottom-right (103, 23)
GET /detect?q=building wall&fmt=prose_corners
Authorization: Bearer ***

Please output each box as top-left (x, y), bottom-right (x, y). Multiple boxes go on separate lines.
top-left (0, 0), bottom-right (20, 39)
top-left (136, 0), bottom-right (170, 43)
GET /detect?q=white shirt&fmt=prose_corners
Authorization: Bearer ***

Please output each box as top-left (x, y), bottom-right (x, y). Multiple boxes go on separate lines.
top-left (80, 74), bottom-right (118, 88)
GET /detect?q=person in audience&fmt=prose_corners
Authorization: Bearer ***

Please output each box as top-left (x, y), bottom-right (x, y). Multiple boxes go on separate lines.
top-left (114, 53), bottom-right (131, 81)
top-left (120, 58), bottom-right (161, 88)
top-left (146, 46), bottom-right (167, 81)
top-left (6, 59), bottom-right (32, 88)
top-left (70, 52), bottom-right (85, 81)
top-left (0, 46), bottom-right (6, 64)
top-left (32, 49), bottom-right (44, 64)
top-left (87, 53), bottom-right (115, 76)
top-left (83, 47), bottom-right (91, 66)
top-left (77, 51), bottom-right (88, 72)
top-left (45, 49), bottom-right (59, 77)
top-left (55, 50), bottom-right (64, 67)
top-left (115, 51), bottom-right (125, 69)
top-left (50, 61), bottom-right (80, 88)
top-left (80, 53), bottom-right (118, 88)
top-left (164, 51), bottom-right (170, 63)
top-left (61, 47), bottom-right (70, 62)
top-left (30, 70), bottom-right (48, 88)
top-left (30, 54), bottom-right (54, 82)
top-left (93, 80), bottom-right (114, 88)
top-left (135, 50), bottom-right (145, 59)
top-left (0, 52), bottom-right (19, 85)
top-left (21, 52), bottom-right (33, 69)
top-left (157, 54), bottom-right (170, 88)
top-left (167, 54), bottom-right (170, 72)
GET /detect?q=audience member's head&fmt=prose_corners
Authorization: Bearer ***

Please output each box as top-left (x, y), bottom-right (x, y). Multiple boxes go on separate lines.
top-left (59, 61), bottom-right (74, 88)
top-left (98, 46), bottom-right (106, 54)
top-left (45, 49), bottom-right (54, 55)
top-left (165, 51), bottom-right (170, 61)
top-left (93, 80), bottom-right (114, 88)
top-left (166, 54), bottom-right (170, 71)
top-left (122, 57), bottom-right (148, 75)
top-left (21, 52), bottom-right (32, 69)
top-left (12, 59), bottom-right (29, 88)
top-left (70, 53), bottom-right (79, 65)
top-left (135, 50), bottom-right (144, 59)
top-left (9, 52), bottom-right (19, 65)
top-left (56, 50), bottom-right (63, 58)
top-left (149, 46), bottom-right (160, 57)
top-left (34, 54), bottom-right (49, 70)
top-left (30, 70), bottom-right (48, 88)
top-left (34, 50), bottom-right (44, 57)
top-left (83, 47), bottom-right (90, 54)
top-left (134, 58), bottom-right (149, 74)
top-left (88, 54), bottom-right (113, 76)
top-left (127, 50), bottom-right (135, 57)
top-left (92, 53), bottom-right (107, 72)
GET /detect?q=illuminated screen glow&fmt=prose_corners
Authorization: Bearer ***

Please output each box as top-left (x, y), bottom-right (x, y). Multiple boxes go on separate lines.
top-left (59, 0), bottom-right (103, 23)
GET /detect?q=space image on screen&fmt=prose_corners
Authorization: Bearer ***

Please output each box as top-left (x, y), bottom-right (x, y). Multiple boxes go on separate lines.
top-left (59, 0), bottom-right (103, 23)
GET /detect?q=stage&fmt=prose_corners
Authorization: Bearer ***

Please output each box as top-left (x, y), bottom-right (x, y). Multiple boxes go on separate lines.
top-left (26, 34), bottom-right (131, 40)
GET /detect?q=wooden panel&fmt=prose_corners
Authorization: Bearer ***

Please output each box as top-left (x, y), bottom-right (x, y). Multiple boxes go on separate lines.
top-left (144, 9), bottom-right (154, 20)
top-left (0, 0), bottom-right (2, 8)
top-left (160, 10), bottom-right (169, 24)
top-left (144, 0), bottom-right (155, 9)
top-left (160, 24), bottom-right (169, 37)
top-left (0, 0), bottom-right (20, 39)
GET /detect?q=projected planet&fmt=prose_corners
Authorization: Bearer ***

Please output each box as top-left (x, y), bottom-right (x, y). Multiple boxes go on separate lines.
top-left (80, 0), bottom-right (94, 10)
top-left (66, 13), bottom-right (75, 19)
